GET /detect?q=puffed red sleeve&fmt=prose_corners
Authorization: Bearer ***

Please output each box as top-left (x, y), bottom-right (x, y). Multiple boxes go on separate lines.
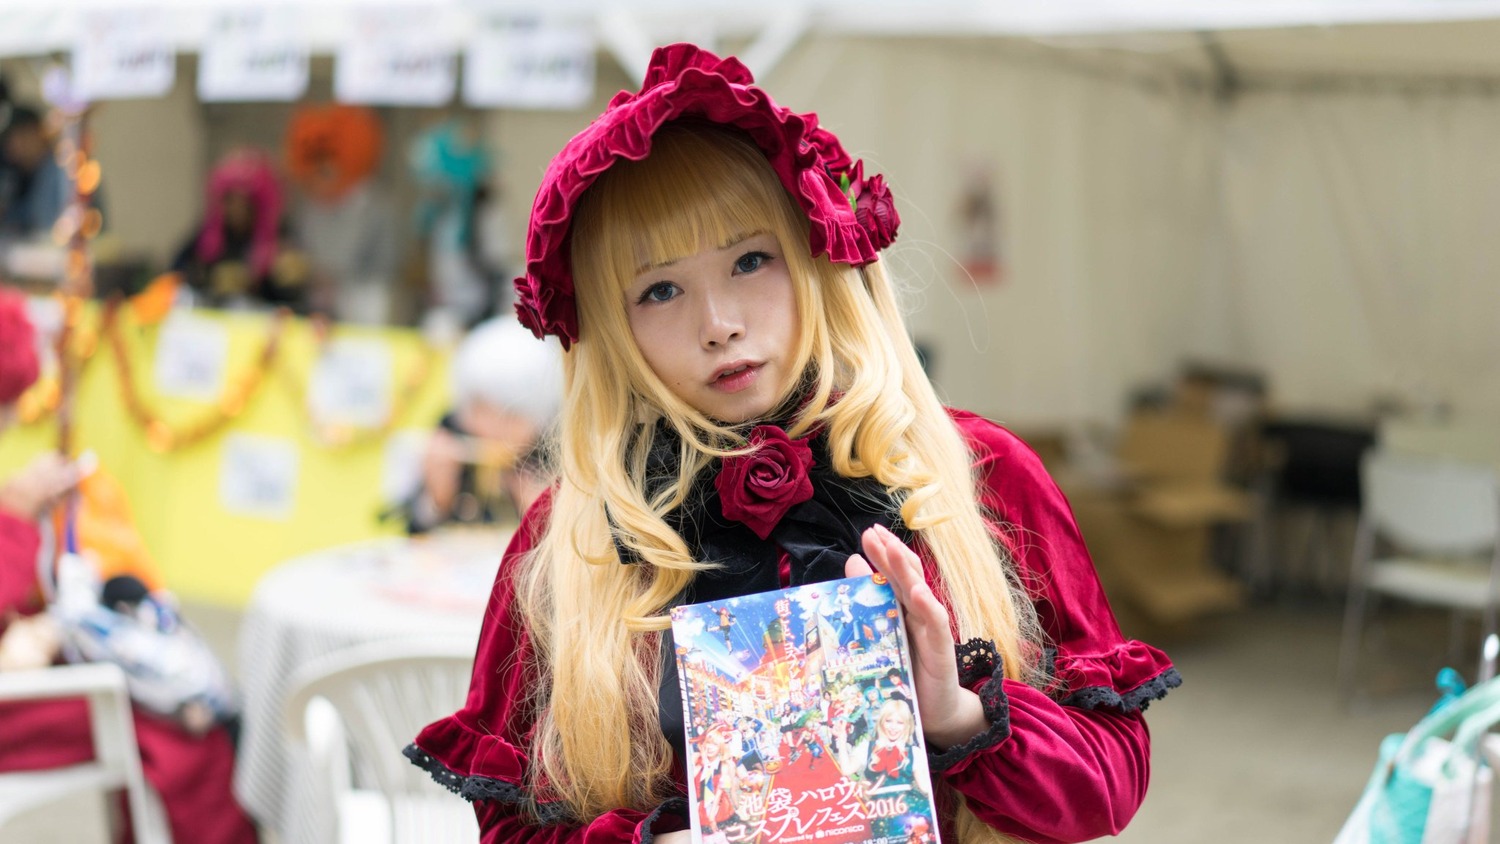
top-left (0, 510), bottom-right (42, 615)
top-left (405, 490), bottom-right (690, 844)
top-left (937, 410), bottom-right (1181, 844)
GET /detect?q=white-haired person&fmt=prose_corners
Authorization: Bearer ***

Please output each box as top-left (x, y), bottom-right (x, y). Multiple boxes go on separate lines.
top-left (404, 316), bottom-right (563, 533)
top-left (406, 45), bottom-right (1179, 843)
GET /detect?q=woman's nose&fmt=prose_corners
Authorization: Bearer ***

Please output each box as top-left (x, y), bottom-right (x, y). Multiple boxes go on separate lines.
top-left (699, 291), bottom-right (745, 348)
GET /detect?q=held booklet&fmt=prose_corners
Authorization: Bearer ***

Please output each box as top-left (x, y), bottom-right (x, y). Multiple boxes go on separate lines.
top-left (670, 574), bottom-right (941, 844)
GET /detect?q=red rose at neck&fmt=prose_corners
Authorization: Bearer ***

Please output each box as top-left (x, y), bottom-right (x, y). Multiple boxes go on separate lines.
top-left (715, 425), bottom-right (815, 540)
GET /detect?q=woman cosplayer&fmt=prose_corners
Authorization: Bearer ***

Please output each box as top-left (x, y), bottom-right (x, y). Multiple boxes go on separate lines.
top-left (407, 44), bottom-right (1180, 844)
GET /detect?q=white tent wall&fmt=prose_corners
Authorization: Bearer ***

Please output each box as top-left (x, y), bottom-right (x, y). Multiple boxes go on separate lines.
top-left (737, 37), bottom-right (1223, 428)
top-left (88, 78), bottom-right (202, 270)
top-left (753, 34), bottom-right (1500, 426)
top-left (1221, 86), bottom-right (1500, 420)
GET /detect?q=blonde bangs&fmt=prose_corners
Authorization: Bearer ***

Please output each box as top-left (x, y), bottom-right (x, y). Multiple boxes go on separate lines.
top-left (575, 124), bottom-right (807, 293)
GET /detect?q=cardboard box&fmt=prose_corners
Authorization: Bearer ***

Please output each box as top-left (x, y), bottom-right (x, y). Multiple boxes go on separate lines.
top-left (1060, 410), bottom-right (1247, 630)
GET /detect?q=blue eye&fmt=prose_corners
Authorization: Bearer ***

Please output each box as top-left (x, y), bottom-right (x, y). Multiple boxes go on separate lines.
top-left (637, 282), bottom-right (679, 304)
top-left (734, 251), bottom-right (771, 274)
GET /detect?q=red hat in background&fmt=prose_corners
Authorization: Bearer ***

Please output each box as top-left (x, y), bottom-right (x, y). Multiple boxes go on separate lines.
top-left (285, 104), bottom-right (384, 203)
top-left (0, 288), bottom-right (39, 405)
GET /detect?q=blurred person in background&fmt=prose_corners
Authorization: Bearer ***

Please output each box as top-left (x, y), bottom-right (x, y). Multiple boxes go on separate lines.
top-left (172, 148), bottom-right (312, 313)
top-left (410, 118), bottom-right (510, 331)
top-left (402, 316), bottom-right (562, 533)
top-left (0, 289), bottom-right (259, 843)
top-left (285, 104), bottom-right (397, 325)
top-left (0, 106), bottom-right (69, 240)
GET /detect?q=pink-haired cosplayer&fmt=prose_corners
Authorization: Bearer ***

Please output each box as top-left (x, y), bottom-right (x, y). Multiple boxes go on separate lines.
top-left (174, 148), bottom-right (309, 311)
top-left (408, 44), bottom-right (1179, 844)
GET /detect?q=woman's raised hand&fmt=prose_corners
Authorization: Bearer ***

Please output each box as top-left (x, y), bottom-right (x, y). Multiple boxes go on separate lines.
top-left (845, 524), bottom-right (987, 750)
top-left (0, 452), bottom-right (88, 521)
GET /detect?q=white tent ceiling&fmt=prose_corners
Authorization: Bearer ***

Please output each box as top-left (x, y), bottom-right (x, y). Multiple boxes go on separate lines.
top-left (4, 1), bottom-right (1500, 78)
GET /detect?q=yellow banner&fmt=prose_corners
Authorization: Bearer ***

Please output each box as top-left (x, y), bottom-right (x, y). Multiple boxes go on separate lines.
top-left (0, 304), bottom-right (451, 608)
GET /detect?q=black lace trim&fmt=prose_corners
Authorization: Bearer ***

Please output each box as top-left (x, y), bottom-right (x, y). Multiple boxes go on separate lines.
top-left (955, 638), bottom-right (997, 687)
top-left (402, 743), bottom-right (573, 824)
top-left (1060, 667), bottom-right (1183, 713)
top-left (403, 744), bottom-right (467, 795)
top-left (639, 797), bottom-right (690, 844)
top-left (928, 661), bottom-right (1012, 774)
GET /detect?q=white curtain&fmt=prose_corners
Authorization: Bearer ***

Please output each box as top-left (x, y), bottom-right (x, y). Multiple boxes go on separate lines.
top-left (767, 37), bottom-right (1500, 426)
top-left (1220, 87), bottom-right (1500, 419)
top-left (767, 38), bottom-right (1221, 429)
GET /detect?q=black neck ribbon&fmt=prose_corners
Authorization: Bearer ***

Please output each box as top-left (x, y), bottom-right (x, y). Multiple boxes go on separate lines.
top-left (614, 422), bottom-right (909, 763)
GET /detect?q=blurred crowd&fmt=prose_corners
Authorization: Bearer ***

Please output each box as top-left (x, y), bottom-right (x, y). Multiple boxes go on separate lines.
top-left (0, 77), bottom-right (512, 333)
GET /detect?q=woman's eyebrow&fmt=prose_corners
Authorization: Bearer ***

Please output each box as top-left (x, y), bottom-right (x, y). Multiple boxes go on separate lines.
top-left (634, 231), bottom-right (771, 274)
top-left (716, 230), bottom-right (768, 250)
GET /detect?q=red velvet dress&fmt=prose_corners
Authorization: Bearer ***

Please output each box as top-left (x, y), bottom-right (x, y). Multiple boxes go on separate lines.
top-left (0, 510), bottom-right (258, 844)
top-left (408, 412), bottom-right (1180, 843)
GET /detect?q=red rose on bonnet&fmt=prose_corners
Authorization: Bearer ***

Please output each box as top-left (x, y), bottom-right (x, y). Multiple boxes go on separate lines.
top-left (715, 426), bottom-right (815, 540)
top-left (850, 168), bottom-right (900, 252)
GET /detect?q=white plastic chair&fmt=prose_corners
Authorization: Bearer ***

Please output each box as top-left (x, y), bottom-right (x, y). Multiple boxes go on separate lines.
top-left (0, 662), bottom-right (169, 843)
top-left (1338, 450), bottom-right (1500, 700)
top-left (282, 638), bottom-right (479, 844)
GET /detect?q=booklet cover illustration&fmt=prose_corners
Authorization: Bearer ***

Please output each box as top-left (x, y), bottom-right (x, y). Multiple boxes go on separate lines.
top-left (670, 574), bottom-right (941, 844)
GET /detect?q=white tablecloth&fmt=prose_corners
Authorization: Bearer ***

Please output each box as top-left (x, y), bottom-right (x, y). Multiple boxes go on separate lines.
top-left (232, 528), bottom-right (509, 843)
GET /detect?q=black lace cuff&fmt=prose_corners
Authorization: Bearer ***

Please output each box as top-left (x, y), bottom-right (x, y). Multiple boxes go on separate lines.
top-left (1060, 667), bottom-right (1183, 713)
top-left (639, 797), bottom-right (690, 843)
top-left (955, 638), bottom-right (998, 686)
top-left (403, 743), bottom-right (572, 824)
top-left (928, 657), bottom-right (1012, 774)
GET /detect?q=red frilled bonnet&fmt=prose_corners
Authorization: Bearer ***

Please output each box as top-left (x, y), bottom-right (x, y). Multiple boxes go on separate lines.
top-left (513, 42), bottom-right (900, 349)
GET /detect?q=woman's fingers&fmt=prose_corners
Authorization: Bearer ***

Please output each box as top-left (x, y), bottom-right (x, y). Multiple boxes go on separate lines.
top-left (845, 553), bottom-right (874, 579)
top-left (859, 526), bottom-right (951, 646)
top-left (862, 526), bottom-right (935, 611)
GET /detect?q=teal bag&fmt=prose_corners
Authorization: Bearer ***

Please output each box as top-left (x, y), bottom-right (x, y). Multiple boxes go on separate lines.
top-left (1336, 671), bottom-right (1500, 844)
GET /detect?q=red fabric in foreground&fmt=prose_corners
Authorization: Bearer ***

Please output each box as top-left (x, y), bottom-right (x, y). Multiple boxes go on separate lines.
top-left (413, 411), bottom-right (1176, 843)
top-left (0, 512), bottom-right (258, 844)
top-left (0, 698), bottom-right (257, 844)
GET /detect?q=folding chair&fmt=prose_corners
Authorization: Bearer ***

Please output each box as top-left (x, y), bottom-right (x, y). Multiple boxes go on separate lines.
top-left (282, 638), bottom-right (477, 844)
top-left (1338, 450), bottom-right (1500, 701)
top-left (0, 662), bottom-right (168, 843)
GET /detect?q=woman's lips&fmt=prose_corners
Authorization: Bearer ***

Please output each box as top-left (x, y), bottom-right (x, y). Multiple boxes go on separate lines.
top-left (710, 363), bottom-right (762, 393)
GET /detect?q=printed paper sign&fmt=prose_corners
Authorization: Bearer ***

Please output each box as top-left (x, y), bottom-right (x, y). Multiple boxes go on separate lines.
top-left (307, 337), bottom-right (394, 429)
top-left (72, 10), bottom-right (175, 101)
top-left (153, 313), bottom-right (229, 401)
top-left (463, 21), bottom-right (594, 110)
top-left (198, 8), bottom-right (309, 102)
top-left (220, 434), bottom-right (299, 521)
top-left (335, 8), bottom-right (456, 106)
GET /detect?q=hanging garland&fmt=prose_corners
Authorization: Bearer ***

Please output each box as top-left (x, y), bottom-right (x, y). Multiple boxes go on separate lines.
top-left (30, 290), bottom-right (437, 452)
top-left (279, 314), bottom-right (437, 449)
top-left (16, 311), bottom-right (100, 425)
top-left (103, 301), bottom-right (289, 453)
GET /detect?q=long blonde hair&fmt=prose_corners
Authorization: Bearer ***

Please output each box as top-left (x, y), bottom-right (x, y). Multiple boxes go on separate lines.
top-left (516, 124), bottom-right (1040, 841)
